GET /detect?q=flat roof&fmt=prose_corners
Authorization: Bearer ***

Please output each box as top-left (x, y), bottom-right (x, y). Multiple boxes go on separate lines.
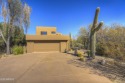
top-left (36, 26), bottom-right (56, 29)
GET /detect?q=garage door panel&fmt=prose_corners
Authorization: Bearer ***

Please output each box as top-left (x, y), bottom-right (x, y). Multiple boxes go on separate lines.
top-left (34, 41), bottom-right (60, 52)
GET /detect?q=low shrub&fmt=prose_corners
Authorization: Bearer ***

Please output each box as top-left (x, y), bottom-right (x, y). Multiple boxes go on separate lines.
top-left (77, 51), bottom-right (83, 57)
top-left (114, 49), bottom-right (124, 60)
top-left (96, 43), bottom-right (109, 56)
top-left (96, 42), bottom-right (125, 61)
top-left (79, 56), bottom-right (85, 61)
top-left (12, 46), bottom-right (23, 55)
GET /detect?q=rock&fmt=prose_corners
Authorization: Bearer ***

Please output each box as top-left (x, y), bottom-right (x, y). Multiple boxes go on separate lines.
top-left (100, 59), bottom-right (106, 65)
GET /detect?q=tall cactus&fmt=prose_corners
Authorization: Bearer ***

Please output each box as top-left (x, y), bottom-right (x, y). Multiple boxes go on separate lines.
top-left (90, 7), bottom-right (103, 58)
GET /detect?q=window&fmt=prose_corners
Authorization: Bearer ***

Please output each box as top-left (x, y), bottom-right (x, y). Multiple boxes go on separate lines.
top-left (51, 31), bottom-right (56, 34)
top-left (41, 31), bottom-right (47, 35)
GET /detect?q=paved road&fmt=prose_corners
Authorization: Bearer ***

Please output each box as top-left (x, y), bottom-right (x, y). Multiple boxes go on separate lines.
top-left (0, 53), bottom-right (112, 83)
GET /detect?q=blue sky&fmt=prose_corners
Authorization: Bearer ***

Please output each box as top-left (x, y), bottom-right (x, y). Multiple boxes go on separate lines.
top-left (1, 0), bottom-right (125, 36)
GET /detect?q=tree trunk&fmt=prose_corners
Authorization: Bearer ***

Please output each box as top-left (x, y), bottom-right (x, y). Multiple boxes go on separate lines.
top-left (6, 17), bottom-right (13, 55)
top-left (6, 35), bottom-right (10, 55)
top-left (6, 23), bottom-right (12, 55)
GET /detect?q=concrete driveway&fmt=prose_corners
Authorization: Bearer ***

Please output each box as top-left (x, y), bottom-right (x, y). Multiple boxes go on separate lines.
top-left (0, 53), bottom-right (112, 83)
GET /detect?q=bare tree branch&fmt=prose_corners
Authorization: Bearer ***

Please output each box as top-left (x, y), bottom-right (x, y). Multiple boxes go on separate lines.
top-left (0, 29), bottom-right (6, 44)
top-left (23, 3), bottom-right (31, 34)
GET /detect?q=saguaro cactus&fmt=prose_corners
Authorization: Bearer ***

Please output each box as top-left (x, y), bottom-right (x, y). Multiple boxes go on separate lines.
top-left (90, 7), bottom-right (103, 58)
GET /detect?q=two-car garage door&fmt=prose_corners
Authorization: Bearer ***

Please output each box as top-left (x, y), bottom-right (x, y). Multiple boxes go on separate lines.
top-left (34, 41), bottom-right (60, 52)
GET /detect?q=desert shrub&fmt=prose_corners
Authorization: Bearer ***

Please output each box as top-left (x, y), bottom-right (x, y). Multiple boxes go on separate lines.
top-left (96, 42), bottom-right (125, 60)
top-left (12, 46), bottom-right (23, 55)
top-left (95, 25), bottom-right (125, 61)
top-left (114, 49), bottom-right (124, 60)
top-left (96, 43), bottom-right (109, 56)
top-left (77, 51), bottom-right (83, 57)
top-left (79, 56), bottom-right (85, 61)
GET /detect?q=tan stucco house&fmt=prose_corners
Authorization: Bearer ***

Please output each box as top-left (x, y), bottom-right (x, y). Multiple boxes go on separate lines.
top-left (26, 26), bottom-right (70, 53)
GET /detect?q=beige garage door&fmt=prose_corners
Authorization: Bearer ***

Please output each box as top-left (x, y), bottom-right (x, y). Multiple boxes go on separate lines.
top-left (34, 41), bottom-right (60, 52)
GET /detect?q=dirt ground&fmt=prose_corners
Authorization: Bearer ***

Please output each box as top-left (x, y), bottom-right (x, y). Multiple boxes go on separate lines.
top-left (0, 52), bottom-right (112, 83)
top-left (71, 50), bottom-right (125, 83)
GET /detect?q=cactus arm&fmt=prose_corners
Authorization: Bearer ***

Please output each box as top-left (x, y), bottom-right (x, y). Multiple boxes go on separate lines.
top-left (94, 22), bottom-right (103, 32)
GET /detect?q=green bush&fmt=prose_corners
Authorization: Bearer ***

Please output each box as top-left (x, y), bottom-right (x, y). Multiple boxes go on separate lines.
top-left (77, 51), bottom-right (83, 57)
top-left (12, 46), bottom-right (23, 55)
top-left (114, 49), bottom-right (124, 60)
top-left (79, 56), bottom-right (85, 61)
top-left (96, 42), bottom-right (125, 60)
top-left (96, 43), bottom-right (109, 56)
top-left (80, 56), bottom-right (85, 61)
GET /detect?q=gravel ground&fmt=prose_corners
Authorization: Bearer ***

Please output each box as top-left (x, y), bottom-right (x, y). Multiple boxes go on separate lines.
top-left (85, 56), bottom-right (125, 83)
top-left (68, 50), bottom-right (125, 83)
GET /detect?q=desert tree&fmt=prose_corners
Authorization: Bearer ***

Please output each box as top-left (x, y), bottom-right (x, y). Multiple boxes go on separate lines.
top-left (0, 2), bottom-right (8, 45)
top-left (0, 0), bottom-right (31, 55)
top-left (77, 27), bottom-right (88, 49)
top-left (23, 3), bottom-right (31, 34)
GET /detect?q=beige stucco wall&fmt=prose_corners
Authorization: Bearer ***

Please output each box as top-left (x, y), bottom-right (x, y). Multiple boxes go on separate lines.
top-left (26, 35), bottom-right (69, 41)
top-left (36, 26), bottom-right (56, 35)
